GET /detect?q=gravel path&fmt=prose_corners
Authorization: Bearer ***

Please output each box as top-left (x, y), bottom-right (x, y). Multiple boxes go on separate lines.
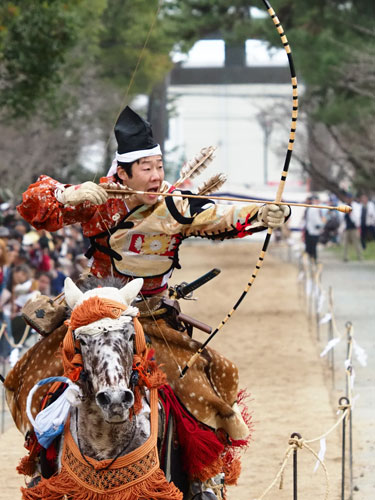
top-left (318, 249), bottom-right (375, 499)
top-left (272, 239), bottom-right (375, 500)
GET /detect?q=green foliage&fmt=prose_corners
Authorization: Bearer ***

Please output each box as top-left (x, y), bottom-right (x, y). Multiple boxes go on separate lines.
top-left (163, 0), bottom-right (255, 51)
top-left (0, 0), bottom-right (175, 119)
top-left (98, 0), bottom-right (173, 94)
top-left (258, 0), bottom-right (375, 124)
top-left (0, 1), bottom-right (83, 118)
top-left (316, 94), bottom-right (370, 126)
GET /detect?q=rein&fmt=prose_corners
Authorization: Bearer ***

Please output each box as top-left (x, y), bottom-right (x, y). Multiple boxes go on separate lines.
top-left (74, 406), bottom-right (137, 471)
top-left (63, 388), bottom-right (159, 475)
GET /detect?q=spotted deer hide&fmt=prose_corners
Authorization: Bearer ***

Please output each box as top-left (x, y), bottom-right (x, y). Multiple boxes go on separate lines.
top-left (142, 318), bottom-right (248, 440)
top-left (4, 325), bottom-right (66, 435)
top-left (4, 319), bottom-right (248, 440)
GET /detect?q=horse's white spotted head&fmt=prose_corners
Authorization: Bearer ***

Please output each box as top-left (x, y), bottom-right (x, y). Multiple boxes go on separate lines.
top-left (63, 277), bottom-right (143, 423)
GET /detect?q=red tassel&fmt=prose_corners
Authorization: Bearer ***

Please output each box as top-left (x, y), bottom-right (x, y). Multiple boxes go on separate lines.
top-left (175, 418), bottom-right (224, 479)
top-left (17, 455), bottom-right (37, 477)
top-left (160, 385), bottom-right (224, 480)
top-left (231, 389), bottom-right (253, 449)
top-left (235, 214), bottom-right (253, 238)
top-left (46, 444), bottom-right (57, 463)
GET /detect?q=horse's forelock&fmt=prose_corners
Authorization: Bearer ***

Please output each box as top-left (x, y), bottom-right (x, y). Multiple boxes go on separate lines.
top-left (77, 276), bottom-right (126, 293)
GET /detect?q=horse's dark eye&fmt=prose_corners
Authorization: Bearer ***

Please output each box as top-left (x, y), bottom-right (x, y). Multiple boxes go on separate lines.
top-left (79, 338), bottom-right (87, 346)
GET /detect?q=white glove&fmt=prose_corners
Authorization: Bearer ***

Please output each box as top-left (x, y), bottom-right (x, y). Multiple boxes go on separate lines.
top-left (57, 182), bottom-right (108, 207)
top-left (257, 204), bottom-right (290, 228)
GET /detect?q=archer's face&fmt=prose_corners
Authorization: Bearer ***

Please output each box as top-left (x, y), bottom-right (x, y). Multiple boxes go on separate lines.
top-left (117, 155), bottom-right (164, 209)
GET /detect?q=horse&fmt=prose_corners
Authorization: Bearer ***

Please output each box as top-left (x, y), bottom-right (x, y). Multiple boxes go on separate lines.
top-left (62, 277), bottom-right (148, 458)
top-left (6, 275), bottom-right (251, 500)
top-left (19, 276), bottom-right (184, 500)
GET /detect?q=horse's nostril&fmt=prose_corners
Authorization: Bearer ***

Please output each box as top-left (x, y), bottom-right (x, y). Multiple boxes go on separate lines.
top-left (122, 390), bottom-right (134, 406)
top-left (96, 389), bottom-right (134, 410)
top-left (96, 391), bottom-right (111, 407)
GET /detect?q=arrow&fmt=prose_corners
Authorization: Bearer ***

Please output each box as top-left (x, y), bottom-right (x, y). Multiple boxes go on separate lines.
top-left (103, 188), bottom-right (352, 213)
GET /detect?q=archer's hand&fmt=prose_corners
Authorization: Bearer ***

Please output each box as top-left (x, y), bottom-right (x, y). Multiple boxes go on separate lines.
top-left (258, 204), bottom-right (290, 228)
top-left (58, 182), bottom-right (108, 207)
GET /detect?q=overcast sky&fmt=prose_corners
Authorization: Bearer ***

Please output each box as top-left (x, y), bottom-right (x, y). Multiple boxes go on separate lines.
top-left (171, 6), bottom-right (287, 68)
top-left (173, 39), bottom-right (288, 68)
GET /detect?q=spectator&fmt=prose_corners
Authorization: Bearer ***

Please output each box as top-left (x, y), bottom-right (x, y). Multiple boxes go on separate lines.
top-left (27, 238), bottom-right (51, 272)
top-left (0, 239), bottom-right (10, 294)
top-left (13, 220), bottom-right (30, 236)
top-left (38, 230), bottom-right (55, 254)
top-left (51, 234), bottom-right (68, 260)
top-left (0, 239), bottom-right (12, 359)
top-left (320, 196), bottom-right (340, 246)
top-left (36, 271), bottom-right (53, 296)
top-left (9, 241), bottom-right (31, 267)
top-left (304, 194), bottom-right (324, 262)
top-left (49, 258), bottom-right (67, 296)
top-left (0, 260), bottom-right (27, 358)
top-left (359, 194), bottom-right (375, 249)
top-left (7, 264), bottom-right (38, 346)
top-left (0, 226), bottom-right (11, 240)
top-left (57, 256), bottom-right (74, 279)
top-left (342, 193), bottom-right (363, 261)
top-left (75, 253), bottom-right (89, 274)
top-left (11, 264), bottom-right (39, 314)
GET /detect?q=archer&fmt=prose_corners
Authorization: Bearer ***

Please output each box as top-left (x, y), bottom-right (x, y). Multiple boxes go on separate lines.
top-left (16, 106), bottom-right (290, 498)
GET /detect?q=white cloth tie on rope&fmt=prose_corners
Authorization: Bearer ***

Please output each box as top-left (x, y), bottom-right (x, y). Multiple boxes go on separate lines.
top-left (353, 339), bottom-right (368, 367)
top-left (318, 292), bottom-right (325, 313)
top-left (313, 438), bottom-right (327, 472)
top-left (26, 376), bottom-right (81, 448)
top-left (320, 337), bottom-right (341, 357)
top-left (352, 394), bottom-right (360, 411)
top-left (319, 313), bottom-right (332, 325)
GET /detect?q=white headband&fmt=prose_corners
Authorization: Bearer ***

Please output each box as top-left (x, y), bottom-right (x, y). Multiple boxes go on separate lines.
top-left (106, 145), bottom-right (162, 177)
top-left (116, 145), bottom-right (161, 163)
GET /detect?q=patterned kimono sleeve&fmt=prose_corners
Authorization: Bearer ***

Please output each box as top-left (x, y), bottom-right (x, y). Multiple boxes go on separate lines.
top-left (17, 175), bottom-right (97, 231)
top-left (178, 198), bottom-right (267, 239)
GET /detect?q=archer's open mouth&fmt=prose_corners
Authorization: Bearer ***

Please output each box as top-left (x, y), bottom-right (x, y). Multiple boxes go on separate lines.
top-left (145, 187), bottom-right (160, 198)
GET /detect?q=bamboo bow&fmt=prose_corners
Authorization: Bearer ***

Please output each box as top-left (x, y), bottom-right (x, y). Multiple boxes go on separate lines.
top-left (179, 0), bottom-right (301, 377)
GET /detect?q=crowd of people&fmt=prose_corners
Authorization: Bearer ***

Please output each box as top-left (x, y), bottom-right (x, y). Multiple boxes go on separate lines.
top-left (303, 193), bottom-right (375, 263)
top-left (0, 202), bottom-right (89, 359)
